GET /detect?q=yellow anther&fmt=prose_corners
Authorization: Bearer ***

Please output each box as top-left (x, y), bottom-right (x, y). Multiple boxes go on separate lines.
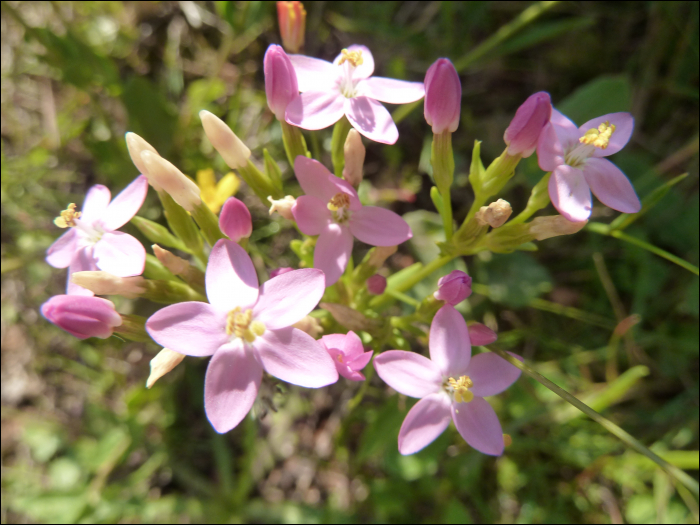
top-left (327, 192), bottom-right (351, 212)
top-left (226, 307), bottom-right (265, 342)
top-left (54, 203), bottom-right (81, 228)
top-left (579, 121), bottom-right (616, 149)
top-left (338, 49), bottom-right (364, 67)
top-left (251, 321), bottom-right (265, 337)
top-left (447, 376), bottom-right (474, 404)
top-left (337, 354), bottom-right (344, 363)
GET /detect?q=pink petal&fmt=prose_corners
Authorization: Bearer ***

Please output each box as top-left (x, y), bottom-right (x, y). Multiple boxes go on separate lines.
top-left (429, 305), bottom-right (471, 377)
top-left (348, 350), bottom-right (373, 372)
top-left (206, 239), bottom-right (259, 311)
top-left (292, 195), bottom-right (332, 235)
top-left (102, 175), bottom-right (148, 230)
top-left (327, 347), bottom-right (366, 381)
top-left (360, 77), bottom-right (425, 104)
top-left (468, 323), bottom-right (498, 346)
top-left (288, 54), bottom-right (336, 93)
top-left (348, 206), bottom-right (412, 246)
top-left (583, 158), bottom-right (641, 214)
top-left (333, 45), bottom-right (374, 80)
top-left (320, 333), bottom-right (346, 352)
top-left (548, 165), bottom-right (592, 222)
top-left (467, 352), bottom-right (522, 398)
top-left (451, 397), bottom-right (504, 456)
top-left (373, 350), bottom-right (442, 398)
top-left (345, 97), bottom-right (398, 145)
top-left (255, 327), bottom-right (339, 387)
top-left (253, 268), bottom-right (325, 330)
top-left (285, 91), bottom-right (345, 130)
top-left (398, 393), bottom-right (452, 455)
top-left (314, 223), bottom-right (354, 286)
top-left (46, 229), bottom-right (78, 268)
top-left (536, 122), bottom-right (565, 172)
top-left (579, 112), bottom-right (634, 158)
top-left (342, 330), bottom-right (365, 359)
top-left (549, 108), bottom-right (581, 150)
top-left (293, 156), bottom-right (361, 206)
top-left (81, 185), bottom-right (111, 224)
top-left (66, 246), bottom-right (97, 296)
top-left (93, 232), bottom-right (146, 277)
top-left (146, 301), bottom-right (228, 356)
top-left (204, 343), bottom-right (262, 433)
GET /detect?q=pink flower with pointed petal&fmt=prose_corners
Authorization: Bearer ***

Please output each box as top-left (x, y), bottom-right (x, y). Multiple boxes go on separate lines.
top-left (320, 330), bottom-right (373, 381)
top-left (291, 156), bottom-right (412, 285)
top-left (41, 294), bottom-right (122, 339)
top-left (146, 239), bottom-right (338, 433)
top-left (285, 45), bottom-right (425, 144)
top-left (537, 109), bottom-right (641, 222)
top-left (374, 305), bottom-right (521, 456)
top-left (46, 176), bottom-right (149, 295)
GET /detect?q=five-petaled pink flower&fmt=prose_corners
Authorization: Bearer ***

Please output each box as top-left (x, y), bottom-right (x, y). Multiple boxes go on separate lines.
top-left (285, 45), bottom-right (425, 144)
top-left (146, 239), bottom-right (338, 433)
top-left (374, 305), bottom-right (521, 456)
top-left (537, 110), bottom-right (641, 222)
top-left (46, 176), bottom-right (148, 296)
top-left (291, 156), bottom-right (412, 285)
top-left (320, 330), bottom-right (373, 381)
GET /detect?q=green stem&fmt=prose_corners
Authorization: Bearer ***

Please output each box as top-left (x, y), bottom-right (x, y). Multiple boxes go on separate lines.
top-left (509, 172), bottom-right (552, 225)
top-left (331, 117), bottom-right (353, 178)
top-left (385, 289), bottom-right (421, 307)
top-left (432, 132), bottom-right (455, 239)
top-left (280, 120), bottom-right (310, 167)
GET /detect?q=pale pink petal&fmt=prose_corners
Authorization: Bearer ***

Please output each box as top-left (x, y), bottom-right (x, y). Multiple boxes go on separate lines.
top-left (536, 122), bottom-right (565, 172)
top-left (292, 195), bottom-right (332, 235)
top-left (146, 301), bottom-right (228, 356)
top-left (549, 108), bottom-right (581, 150)
top-left (548, 165), bottom-right (592, 222)
top-left (102, 175), bottom-right (149, 230)
top-left (320, 334), bottom-right (346, 352)
top-left (327, 347), bottom-right (366, 381)
top-left (93, 232), bottom-right (146, 277)
top-left (46, 229), bottom-right (78, 268)
top-left (398, 393), bottom-right (452, 455)
top-left (288, 55), bottom-right (337, 92)
top-left (81, 185), bottom-right (111, 224)
top-left (255, 327), bottom-right (339, 387)
top-left (579, 112), bottom-right (634, 158)
top-left (348, 350), bottom-right (373, 371)
top-left (451, 397), bottom-right (504, 456)
top-left (467, 352), bottom-right (522, 398)
top-left (345, 97), bottom-right (398, 145)
top-left (429, 305), bottom-right (471, 377)
top-left (373, 350), bottom-right (442, 398)
top-left (342, 330), bottom-right (364, 359)
top-left (468, 323), bottom-right (498, 346)
top-left (285, 91), bottom-right (345, 130)
top-left (332, 45), bottom-right (374, 80)
top-left (206, 239), bottom-right (259, 311)
top-left (583, 158), bottom-right (641, 214)
top-left (66, 246), bottom-right (97, 296)
top-left (314, 223), bottom-right (354, 286)
top-left (293, 156), bottom-right (361, 207)
top-left (348, 206), bottom-right (412, 246)
top-left (253, 268), bottom-right (325, 329)
top-left (361, 77), bottom-right (425, 104)
top-left (204, 343), bottom-right (262, 433)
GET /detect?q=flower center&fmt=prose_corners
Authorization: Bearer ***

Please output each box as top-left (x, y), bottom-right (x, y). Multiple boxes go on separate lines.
top-left (338, 49), bottom-right (363, 68)
top-left (54, 203), bottom-right (82, 228)
top-left (336, 49), bottom-right (363, 98)
top-left (579, 121), bottom-right (615, 150)
top-left (327, 192), bottom-right (352, 223)
top-left (226, 307), bottom-right (265, 343)
top-left (445, 375), bottom-right (474, 404)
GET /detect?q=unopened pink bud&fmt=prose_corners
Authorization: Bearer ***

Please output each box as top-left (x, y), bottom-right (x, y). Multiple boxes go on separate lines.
top-left (270, 267), bottom-right (294, 278)
top-left (504, 91), bottom-right (552, 157)
top-left (277, 1), bottom-right (306, 53)
top-left (468, 323), bottom-right (498, 346)
top-left (434, 270), bottom-right (472, 305)
top-left (219, 197), bottom-right (252, 242)
top-left (367, 274), bottom-right (387, 295)
top-left (264, 45), bottom-right (299, 121)
top-left (41, 294), bottom-right (122, 339)
top-left (424, 58), bottom-right (461, 134)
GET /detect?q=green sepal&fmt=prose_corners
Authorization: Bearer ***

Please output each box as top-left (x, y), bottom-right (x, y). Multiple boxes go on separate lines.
top-left (263, 148), bottom-right (284, 192)
top-left (131, 216), bottom-right (189, 253)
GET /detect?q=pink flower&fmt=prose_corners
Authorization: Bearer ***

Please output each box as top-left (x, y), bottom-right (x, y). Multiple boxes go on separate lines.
top-left (320, 331), bottom-right (373, 381)
top-left (146, 239), bottom-right (338, 433)
top-left (537, 110), bottom-right (641, 222)
top-left (424, 58), bottom-right (461, 134)
top-left (264, 44), bottom-right (300, 121)
top-left (46, 176), bottom-right (148, 295)
top-left (219, 197), bottom-right (252, 242)
top-left (41, 294), bottom-right (122, 339)
top-left (504, 92), bottom-right (552, 157)
top-left (291, 156), bottom-right (412, 285)
top-left (285, 45), bottom-right (425, 144)
top-left (434, 270), bottom-right (472, 305)
top-left (374, 305), bottom-right (521, 456)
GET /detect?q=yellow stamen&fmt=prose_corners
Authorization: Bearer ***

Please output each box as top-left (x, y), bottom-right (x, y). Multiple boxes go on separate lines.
top-left (327, 192), bottom-right (350, 212)
top-left (448, 376), bottom-right (474, 404)
top-left (226, 307), bottom-right (265, 343)
top-left (579, 121), bottom-right (616, 149)
top-left (338, 49), bottom-right (364, 68)
top-left (54, 203), bottom-right (82, 228)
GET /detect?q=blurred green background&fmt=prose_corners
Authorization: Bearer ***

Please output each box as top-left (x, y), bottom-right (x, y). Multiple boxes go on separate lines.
top-left (1, 1), bottom-right (698, 523)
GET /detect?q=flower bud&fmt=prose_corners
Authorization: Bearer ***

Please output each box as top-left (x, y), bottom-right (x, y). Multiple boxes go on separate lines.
top-left (270, 267), bottom-right (294, 278)
top-left (468, 322), bottom-right (498, 346)
top-left (268, 195), bottom-right (296, 220)
top-left (342, 129), bottom-right (365, 187)
top-left (219, 197), bottom-right (252, 242)
top-left (200, 110), bottom-right (251, 170)
top-left (529, 215), bottom-right (587, 240)
top-left (367, 274), bottom-right (387, 295)
top-left (152, 245), bottom-right (190, 275)
top-left (424, 58), bottom-right (461, 134)
top-left (475, 199), bottom-right (512, 228)
top-left (292, 315), bottom-right (323, 338)
top-left (140, 151), bottom-right (202, 212)
top-left (41, 294), bottom-right (122, 339)
top-left (264, 45), bottom-right (299, 121)
top-left (434, 270), bottom-right (472, 305)
top-left (277, 1), bottom-right (306, 53)
top-left (125, 132), bottom-right (160, 188)
top-left (147, 348), bottom-right (185, 388)
top-left (71, 271), bottom-right (147, 299)
top-left (504, 91), bottom-right (552, 157)
top-left (368, 245), bottom-right (397, 268)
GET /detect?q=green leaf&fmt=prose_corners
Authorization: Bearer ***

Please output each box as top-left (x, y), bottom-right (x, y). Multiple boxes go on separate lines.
top-left (121, 77), bottom-right (178, 155)
top-left (557, 75), bottom-right (632, 125)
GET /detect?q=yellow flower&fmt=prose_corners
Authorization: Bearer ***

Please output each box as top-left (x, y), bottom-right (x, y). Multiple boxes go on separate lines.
top-left (196, 168), bottom-right (241, 214)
